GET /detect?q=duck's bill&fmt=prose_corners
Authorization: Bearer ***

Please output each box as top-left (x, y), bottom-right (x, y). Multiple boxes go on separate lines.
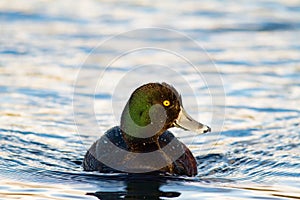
top-left (174, 107), bottom-right (211, 134)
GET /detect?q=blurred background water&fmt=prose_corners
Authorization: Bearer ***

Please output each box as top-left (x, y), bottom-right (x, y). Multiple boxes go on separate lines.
top-left (1, 0), bottom-right (300, 199)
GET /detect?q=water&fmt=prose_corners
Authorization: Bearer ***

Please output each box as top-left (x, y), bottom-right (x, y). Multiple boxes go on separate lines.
top-left (1, 0), bottom-right (300, 199)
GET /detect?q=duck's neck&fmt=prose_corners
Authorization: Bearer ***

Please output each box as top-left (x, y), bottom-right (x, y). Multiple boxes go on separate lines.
top-left (120, 102), bottom-right (165, 153)
top-left (121, 131), bottom-right (160, 152)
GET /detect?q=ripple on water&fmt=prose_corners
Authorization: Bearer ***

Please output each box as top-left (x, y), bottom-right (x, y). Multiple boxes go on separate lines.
top-left (1, 0), bottom-right (300, 199)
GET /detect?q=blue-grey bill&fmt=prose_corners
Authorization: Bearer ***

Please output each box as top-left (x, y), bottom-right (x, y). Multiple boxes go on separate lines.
top-left (174, 107), bottom-right (211, 134)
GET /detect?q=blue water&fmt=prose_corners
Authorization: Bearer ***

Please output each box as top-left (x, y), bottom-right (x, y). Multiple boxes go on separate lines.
top-left (1, 1), bottom-right (300, 199)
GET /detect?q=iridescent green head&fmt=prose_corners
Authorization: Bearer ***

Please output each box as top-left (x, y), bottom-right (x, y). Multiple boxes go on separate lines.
top-left (120, 83), bottom-right (211, 142)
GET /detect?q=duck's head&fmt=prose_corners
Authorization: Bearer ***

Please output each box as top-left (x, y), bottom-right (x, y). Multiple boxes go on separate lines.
top-left (120, 82), bottom-right (211, 142)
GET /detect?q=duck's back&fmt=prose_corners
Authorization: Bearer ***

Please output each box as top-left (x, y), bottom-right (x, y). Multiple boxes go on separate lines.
top-left (83, 126), bottom-right (197, 176)
top-left (83, 126), bottom-right (127, 172)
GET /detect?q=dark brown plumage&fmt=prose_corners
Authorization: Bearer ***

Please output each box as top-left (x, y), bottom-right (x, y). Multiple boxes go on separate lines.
top-left (83, 82), bottom-right (210, 176)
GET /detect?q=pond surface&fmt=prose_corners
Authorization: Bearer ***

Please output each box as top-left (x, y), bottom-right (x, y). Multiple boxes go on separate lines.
top-left (1, 0), bottom-right (300, 199)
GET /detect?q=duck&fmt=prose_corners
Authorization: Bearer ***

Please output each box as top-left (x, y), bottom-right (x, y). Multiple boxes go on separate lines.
top-left (83, 82), bottom-right (211, 176)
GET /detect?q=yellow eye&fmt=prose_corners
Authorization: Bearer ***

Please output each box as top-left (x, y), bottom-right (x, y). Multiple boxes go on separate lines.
top-left (163, 100), bottom-right (171, 107)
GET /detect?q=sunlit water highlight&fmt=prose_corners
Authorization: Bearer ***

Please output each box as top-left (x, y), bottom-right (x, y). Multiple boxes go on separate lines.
top-left (1, 0), bottom-right (300, 199)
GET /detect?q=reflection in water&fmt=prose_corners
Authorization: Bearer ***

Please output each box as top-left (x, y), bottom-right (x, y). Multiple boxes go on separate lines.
top-left (87, 175), bottom-right (180, 200)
